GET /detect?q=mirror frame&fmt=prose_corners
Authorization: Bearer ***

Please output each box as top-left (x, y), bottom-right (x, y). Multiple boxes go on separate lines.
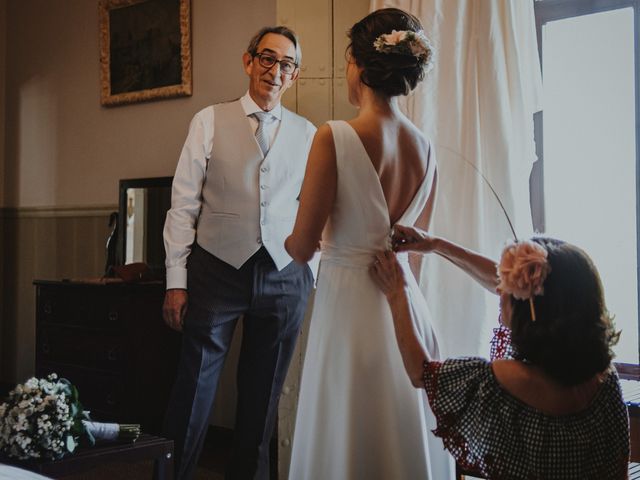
top-left (118, 176), bottom-right (173, 272)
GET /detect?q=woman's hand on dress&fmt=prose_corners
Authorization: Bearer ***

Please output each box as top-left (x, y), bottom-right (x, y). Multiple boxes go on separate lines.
top-left (392, 225), bottom-right (438, 253)
top-left (369, 251), bottom-right (407, 300)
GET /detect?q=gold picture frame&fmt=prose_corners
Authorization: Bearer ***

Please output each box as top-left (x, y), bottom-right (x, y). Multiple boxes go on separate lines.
top-left (99, 0), bottom-right (192, 107)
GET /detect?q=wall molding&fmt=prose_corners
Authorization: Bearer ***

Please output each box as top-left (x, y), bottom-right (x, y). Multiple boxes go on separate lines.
top-left (0, 205), bottom-right (117, 219)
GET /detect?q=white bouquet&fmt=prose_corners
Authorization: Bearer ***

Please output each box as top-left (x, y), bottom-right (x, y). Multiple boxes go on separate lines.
top-left (0, 373), bottom-right (140, 460)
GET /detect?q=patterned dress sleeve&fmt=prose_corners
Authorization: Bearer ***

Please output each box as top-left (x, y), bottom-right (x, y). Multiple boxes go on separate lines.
top-left (423, 357), bottom-right (495, 474)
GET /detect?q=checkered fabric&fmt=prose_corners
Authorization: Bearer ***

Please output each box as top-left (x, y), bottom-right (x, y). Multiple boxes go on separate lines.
top-left (423, 358), bottom-right (630, 479)
top-left (490, 325), bottom-right (514, 361)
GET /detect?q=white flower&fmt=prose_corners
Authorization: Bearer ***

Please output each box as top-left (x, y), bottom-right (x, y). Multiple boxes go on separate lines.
top-left (25, 378), bottom-right (38, 389)
top-left (373, 29), bottom-right (434, 66)
top-left (0, 374), bottom-right (87, 460)
top-left (384, 30), bottom-right (407, 45)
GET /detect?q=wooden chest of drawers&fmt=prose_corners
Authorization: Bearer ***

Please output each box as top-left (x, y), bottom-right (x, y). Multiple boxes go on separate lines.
top-left (34, 280), bottom-right (181, 435)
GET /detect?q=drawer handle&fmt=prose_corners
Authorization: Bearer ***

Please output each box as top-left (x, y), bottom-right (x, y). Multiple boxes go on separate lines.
top-left (44, 303), bottom-right (52, 315)
top-left (108, 311), bottom-right (118, 322)
top-left (107, 349), bottom-right (117, 361)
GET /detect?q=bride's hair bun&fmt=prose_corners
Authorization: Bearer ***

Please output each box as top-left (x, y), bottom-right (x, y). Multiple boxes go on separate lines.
top-left (348, 8), bottom-right (433, 97)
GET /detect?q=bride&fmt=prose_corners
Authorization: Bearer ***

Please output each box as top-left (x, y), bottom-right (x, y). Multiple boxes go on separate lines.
top-left (284, 8), bottom-right (454, 480)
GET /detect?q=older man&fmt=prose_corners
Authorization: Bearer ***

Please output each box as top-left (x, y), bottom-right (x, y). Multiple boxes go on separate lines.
top-left (162, 26), bottom-right (315, 480)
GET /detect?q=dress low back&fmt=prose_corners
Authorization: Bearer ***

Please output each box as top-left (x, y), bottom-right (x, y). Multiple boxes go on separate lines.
top-left (288, 120), bottom-right (454, 479)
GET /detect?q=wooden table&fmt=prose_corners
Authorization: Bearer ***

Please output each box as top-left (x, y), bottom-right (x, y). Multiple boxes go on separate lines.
top-left (4, 434), bottom-right (174, 480)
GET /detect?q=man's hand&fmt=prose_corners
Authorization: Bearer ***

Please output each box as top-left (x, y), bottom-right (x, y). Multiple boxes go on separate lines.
top-left (392, 224), bottom-right (438, 253)
top-left (163, 289), bottom-right (188, 332)
top-left (369, 251), bottom-right (407, 300)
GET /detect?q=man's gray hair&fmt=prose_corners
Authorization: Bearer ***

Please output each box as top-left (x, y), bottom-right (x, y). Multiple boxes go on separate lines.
top-left (247, 26), bottom-right (302, 65)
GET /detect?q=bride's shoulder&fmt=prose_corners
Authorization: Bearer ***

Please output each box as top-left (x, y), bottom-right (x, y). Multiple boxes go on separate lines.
top-left (308, 124), bottom-right (338, 162)
top-left (312, 123), bottom-right (335, 144)
top-left (403, 119), bottom-right (431, 146)
top-left (397, 121), bottom-right (432, 164)
top-left (318, 120), bottom-right (353, 138)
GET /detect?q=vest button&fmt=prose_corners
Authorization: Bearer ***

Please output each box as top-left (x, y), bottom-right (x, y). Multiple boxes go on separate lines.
top-left (257, 237), bottom-right (262, 244)
top-left (261, 166), bottom-right (269, 173)
top-left (260, 201), bottom-right (267, 207)
top-left (260, 185), bottom-right (267, 190)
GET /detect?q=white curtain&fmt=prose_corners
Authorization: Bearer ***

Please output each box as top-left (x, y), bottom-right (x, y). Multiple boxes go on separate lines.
top-left (371, 0), bottom-right (542, 357)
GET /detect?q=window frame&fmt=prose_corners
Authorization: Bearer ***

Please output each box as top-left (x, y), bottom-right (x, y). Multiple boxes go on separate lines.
top-left (532, 0), bottom-right (640, 361)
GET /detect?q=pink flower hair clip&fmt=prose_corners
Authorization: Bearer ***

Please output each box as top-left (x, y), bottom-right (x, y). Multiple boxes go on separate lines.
top-left (497, 240), bottom-right (551, 321)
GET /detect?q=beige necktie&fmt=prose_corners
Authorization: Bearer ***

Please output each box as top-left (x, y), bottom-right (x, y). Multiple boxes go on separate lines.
top-left (253, 112), bottom-right (271, 156)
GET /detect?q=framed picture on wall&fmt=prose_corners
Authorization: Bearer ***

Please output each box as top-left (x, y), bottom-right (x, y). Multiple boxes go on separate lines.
top-left (99, 0), bottom-right (192, 107)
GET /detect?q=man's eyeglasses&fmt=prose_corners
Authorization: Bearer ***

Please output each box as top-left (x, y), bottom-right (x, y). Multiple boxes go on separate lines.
top-left (254, 53), bottom-right (298, 75)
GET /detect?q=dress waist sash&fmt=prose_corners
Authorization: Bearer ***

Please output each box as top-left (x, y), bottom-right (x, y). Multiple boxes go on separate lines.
top-left (320, 243), bottom-right (409, 269)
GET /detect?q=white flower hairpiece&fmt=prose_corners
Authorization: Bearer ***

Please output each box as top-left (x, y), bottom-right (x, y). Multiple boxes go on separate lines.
top-left (497, 240), bottom-right (551, 321)
top-left (373, 29), bottom-right (433, 67)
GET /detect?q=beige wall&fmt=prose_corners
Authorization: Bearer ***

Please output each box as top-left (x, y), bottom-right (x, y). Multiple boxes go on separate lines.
top-left (278, 0), bottom-right (364, 127)
top-left (0, 0), bottom-right (6, 389)
top-left (0, 209), bottom-right (113, 384)
top-left (3, 0), bottom-right (276, 209)
top-left (0, 0), bottom-right (5, 205)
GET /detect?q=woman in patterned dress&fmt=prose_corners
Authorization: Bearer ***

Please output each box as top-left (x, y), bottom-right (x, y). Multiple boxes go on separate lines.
top-left (370, 226), bottom-right (629, 479)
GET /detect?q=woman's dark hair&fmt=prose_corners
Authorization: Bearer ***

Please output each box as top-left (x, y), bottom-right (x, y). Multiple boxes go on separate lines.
top-left (509, 237), bottom-right (620, 386)
top-left (348, 8), bottom-right (432, 97)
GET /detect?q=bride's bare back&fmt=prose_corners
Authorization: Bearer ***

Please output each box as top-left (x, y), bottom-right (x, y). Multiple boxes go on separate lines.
top-left (347, 113), bottom-right (433, 226)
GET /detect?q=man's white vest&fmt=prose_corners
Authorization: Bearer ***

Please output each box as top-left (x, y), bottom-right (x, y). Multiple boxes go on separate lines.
top-left (196, 99), bottom-right (312, 270)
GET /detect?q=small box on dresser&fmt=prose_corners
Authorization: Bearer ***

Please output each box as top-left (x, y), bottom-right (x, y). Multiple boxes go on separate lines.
top-left (34, 280), bottom-right (181, 435)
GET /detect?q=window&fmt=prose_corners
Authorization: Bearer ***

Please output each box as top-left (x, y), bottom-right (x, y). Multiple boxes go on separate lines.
top-left (533, 0), bottom-right (640, 363)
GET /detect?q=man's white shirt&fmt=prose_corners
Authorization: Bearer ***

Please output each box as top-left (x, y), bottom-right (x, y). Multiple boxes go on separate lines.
top-left (164, 92), bottom-right (316, 290)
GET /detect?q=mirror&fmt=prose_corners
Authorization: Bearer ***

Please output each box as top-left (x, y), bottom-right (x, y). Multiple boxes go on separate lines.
top-left (118, 177), bottom-right (173, 278)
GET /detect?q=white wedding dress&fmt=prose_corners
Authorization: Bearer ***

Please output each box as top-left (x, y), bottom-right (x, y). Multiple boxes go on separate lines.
top-left (288, 120), bottom-right (454, 479)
